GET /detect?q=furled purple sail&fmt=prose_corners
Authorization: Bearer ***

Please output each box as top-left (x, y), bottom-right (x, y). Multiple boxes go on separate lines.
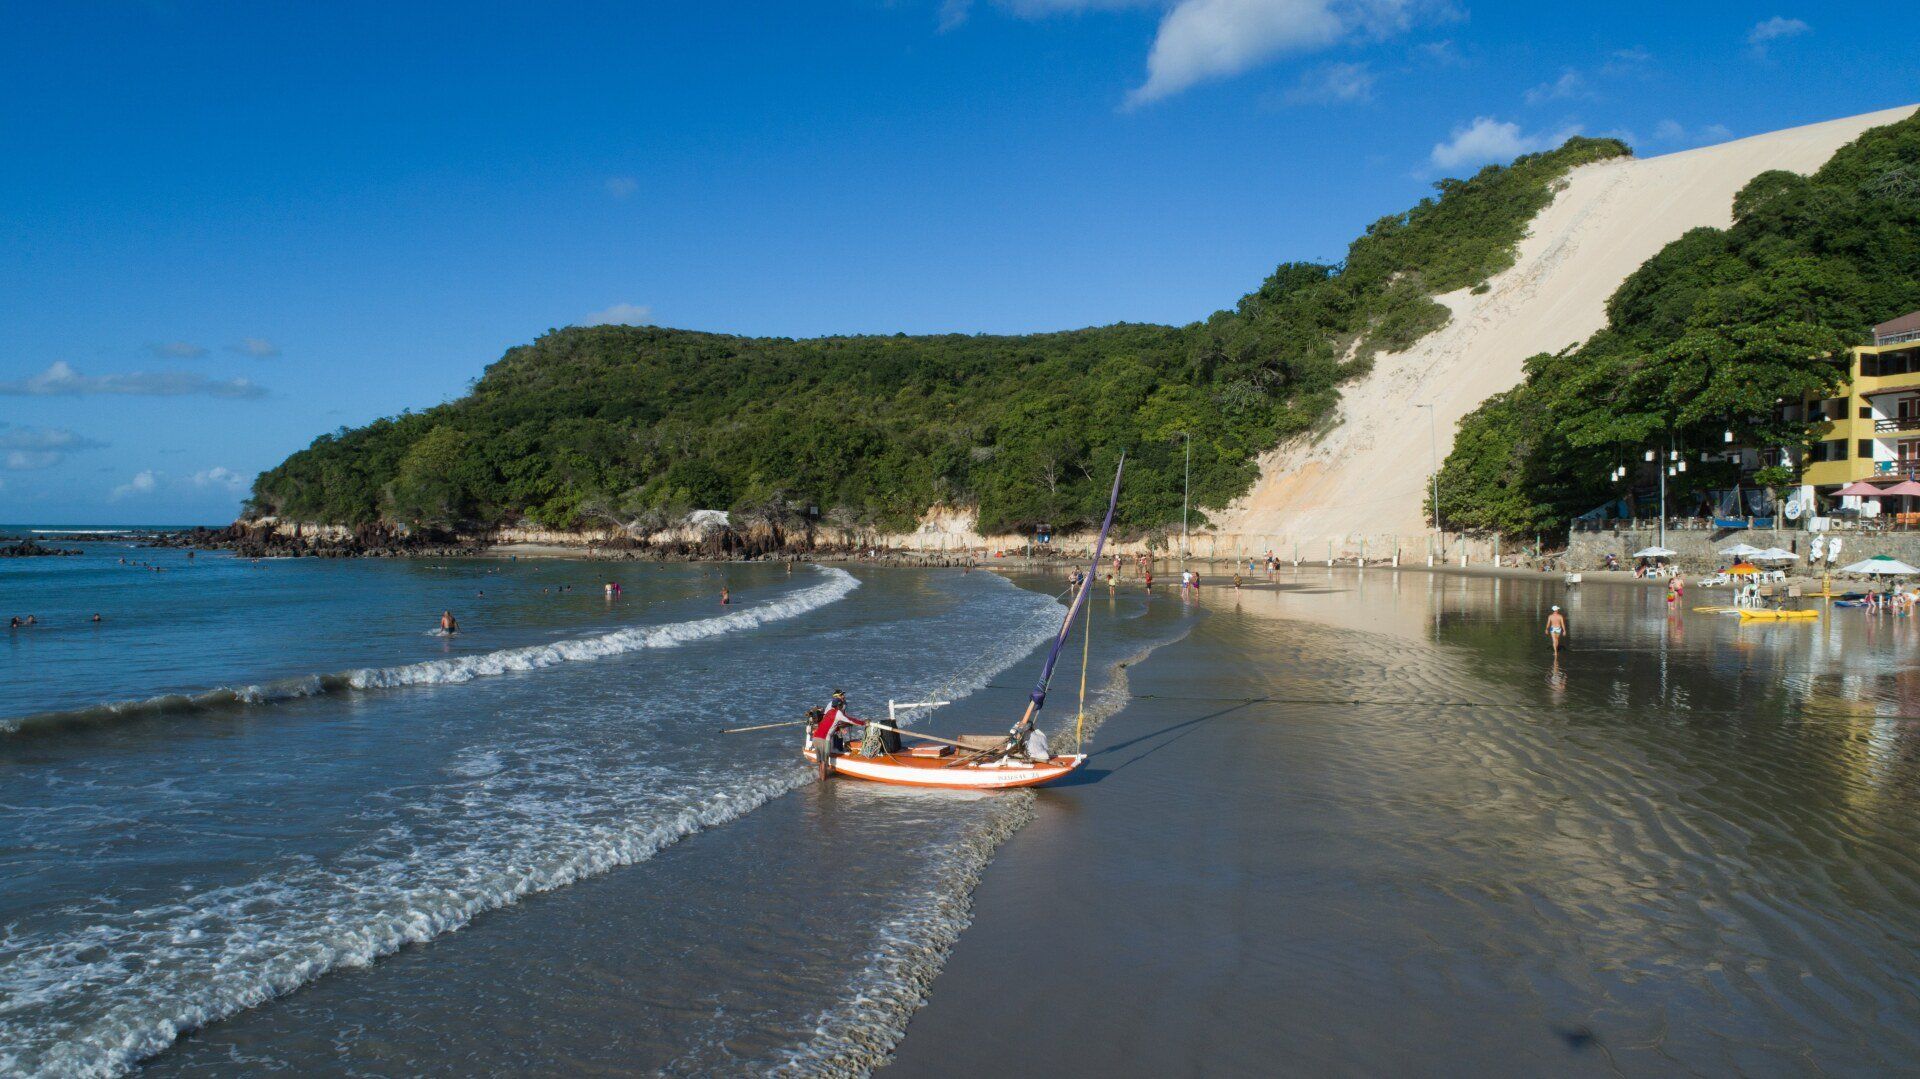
top-left (1028, 453), bottom-right (1125, 711)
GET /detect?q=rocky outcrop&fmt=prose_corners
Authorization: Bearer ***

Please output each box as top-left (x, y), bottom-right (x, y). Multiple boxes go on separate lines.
top-left (151, 522), bottom-right (485, 559)
top-left (0, 540), bottom-right (81, 557)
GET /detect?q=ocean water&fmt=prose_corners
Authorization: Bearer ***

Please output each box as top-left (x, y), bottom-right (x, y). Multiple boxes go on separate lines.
top-left (0, 543), bottom-right (1189, 1075)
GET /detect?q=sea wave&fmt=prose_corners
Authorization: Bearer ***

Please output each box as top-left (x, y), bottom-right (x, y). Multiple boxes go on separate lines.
top-left (0, 567), bottom-right (860, 738)
top-left (0, 570), bottom-right (1060, 1078)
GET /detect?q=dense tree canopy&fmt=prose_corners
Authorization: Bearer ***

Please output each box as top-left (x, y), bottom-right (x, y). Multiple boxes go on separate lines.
top-left (1434, 112), bottom-right (1920, 536)
top-left (251, 137), bottom-right (1631, 539)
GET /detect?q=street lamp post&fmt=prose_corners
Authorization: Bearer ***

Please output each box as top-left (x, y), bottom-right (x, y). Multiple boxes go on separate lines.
top-left (1659, 440), bottom-right (1669, 552)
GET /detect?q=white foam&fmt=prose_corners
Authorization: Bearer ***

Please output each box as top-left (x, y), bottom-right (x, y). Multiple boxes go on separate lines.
top-left (2, 568), bottom-right (860, 736)
top-left (0, 568), bottom-right (1064, 1078)
top-left (348, 567), bottom-right (859, 689)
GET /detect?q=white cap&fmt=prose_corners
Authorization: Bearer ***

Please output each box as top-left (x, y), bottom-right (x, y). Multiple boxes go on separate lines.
top-left (1552, 605), bottom-right (1560, 611)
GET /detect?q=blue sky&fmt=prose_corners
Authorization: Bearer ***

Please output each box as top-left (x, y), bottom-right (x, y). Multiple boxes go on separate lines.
top-left (2, 1), bottom-right (1914, 524)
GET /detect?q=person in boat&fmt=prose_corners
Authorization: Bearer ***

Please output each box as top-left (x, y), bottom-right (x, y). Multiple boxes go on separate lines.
top-left (1012, 718), bottom-right (1051, 762)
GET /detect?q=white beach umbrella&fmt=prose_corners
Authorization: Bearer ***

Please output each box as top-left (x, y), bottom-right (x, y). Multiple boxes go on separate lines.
top-left (1755, 547), bottom-right (1800, 562)
top-left (1719, 542), bottom-right (1765, 557)
top-left (1839, 555), bottom-right (1920, 576)
top-left (1630, 546), bottom-right (1677, 558)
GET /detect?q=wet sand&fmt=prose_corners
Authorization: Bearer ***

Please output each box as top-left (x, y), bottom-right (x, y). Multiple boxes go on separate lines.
top-left (887, 570), bottom-right (1920, 1076)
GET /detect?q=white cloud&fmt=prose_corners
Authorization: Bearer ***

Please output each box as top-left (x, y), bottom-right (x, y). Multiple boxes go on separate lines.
top-left (1123, 0), bottom-right (1446, 106)
top-left (1282, 60), bottom-right (1375, 104)
top-left (1746, 16), bottom-right (1808, 57)
top-left (1652, 119), bottom-right (1734, 148)
top-left (1414, 38), bottom-right (1465, 67)
top-left (1523, 69), bottom-right (1587, 106)
top-left (1601, 44), bottom-right (1652, 75)
top-left (1430, 116), bottom-right (1582, 170)
top-left (0, 424), bottom-right (107, 470)
top-left (230, 336), bottom-right (280, 358)
top-left (110, 470), bottom-right (159, 500)
top-left (604, 176), bottom-right (639, 199)
top-left (0, 361), bottom-right (267, 398)
top-left (149, 340), bottom-right (208, 360)
top-left (1129, 0), bottom-right (1341, 106)
top-left (191, 466), bottom-right (250, 493)
top-left (956, 0), bottom-right (1441, 104)
top-left (939, 0), bottom-right (974, 31)
top-left (583, 303), bottom-right (653, 326)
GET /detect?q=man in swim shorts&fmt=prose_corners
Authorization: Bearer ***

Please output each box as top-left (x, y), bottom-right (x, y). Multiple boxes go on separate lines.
top-left (1546, 605), bottom-right (1567, 653)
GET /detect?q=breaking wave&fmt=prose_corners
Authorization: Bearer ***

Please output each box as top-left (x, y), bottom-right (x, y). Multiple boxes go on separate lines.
top-left (0, 567), bottom-right (860, 738)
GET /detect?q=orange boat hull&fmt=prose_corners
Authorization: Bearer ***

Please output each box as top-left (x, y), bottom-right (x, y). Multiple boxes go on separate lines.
top-left (803, 744), bottom-right (1086, 789)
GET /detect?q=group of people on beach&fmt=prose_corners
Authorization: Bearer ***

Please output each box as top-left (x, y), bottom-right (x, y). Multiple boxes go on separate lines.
top-left (1862, 588), bottom-right (1920, 614)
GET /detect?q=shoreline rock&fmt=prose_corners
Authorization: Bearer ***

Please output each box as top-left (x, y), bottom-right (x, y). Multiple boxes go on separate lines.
top-left (1, 539), bottom-right (83, 557)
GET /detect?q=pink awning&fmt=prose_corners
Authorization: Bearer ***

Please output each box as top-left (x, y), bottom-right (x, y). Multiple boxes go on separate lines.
top-left (1838, 481), bottom-right (1890, 496)
top-left (1883, 480), bottom-right (1920, 497)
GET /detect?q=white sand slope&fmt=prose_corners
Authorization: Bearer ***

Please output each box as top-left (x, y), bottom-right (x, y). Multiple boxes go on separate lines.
top-left (1213, 105), bottom-right (1919, 554)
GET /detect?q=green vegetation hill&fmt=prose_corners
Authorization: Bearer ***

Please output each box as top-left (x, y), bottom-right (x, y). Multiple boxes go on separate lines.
top-left (251, 137), bottom-right (1630, 539)
top-left (1434, 111), bottom-right (1920, 536)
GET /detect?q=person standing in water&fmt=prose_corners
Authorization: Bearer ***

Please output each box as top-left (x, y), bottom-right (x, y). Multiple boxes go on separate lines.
top-left (440, 610), bottom-right (458, 635)
top-left (812, 689), bottom-right (870, 770)
top-left (1545, 606), bottom-right (1568, 654)
top-left (720, 587), bottom-right (731, 606)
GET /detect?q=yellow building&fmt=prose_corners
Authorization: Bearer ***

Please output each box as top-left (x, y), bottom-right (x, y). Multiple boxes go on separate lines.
top-left (1801, 310), bottom-right (1920, 490)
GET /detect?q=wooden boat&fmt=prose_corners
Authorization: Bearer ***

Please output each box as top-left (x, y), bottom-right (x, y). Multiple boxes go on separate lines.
top-left (804, 739), bottom-right (1086, 789)
top-left (805, 456), bottom-right (1125, 791)
top-left (1738, 608), bottom-right (1819, 621)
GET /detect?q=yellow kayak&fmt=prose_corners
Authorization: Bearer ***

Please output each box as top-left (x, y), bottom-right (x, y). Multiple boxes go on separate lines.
top-left (1738, 609), bottom-right (1819, 621)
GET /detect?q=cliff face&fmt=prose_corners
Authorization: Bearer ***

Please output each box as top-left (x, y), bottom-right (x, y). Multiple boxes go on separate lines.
top-left (1211, 105), bottom-right (1919, 555)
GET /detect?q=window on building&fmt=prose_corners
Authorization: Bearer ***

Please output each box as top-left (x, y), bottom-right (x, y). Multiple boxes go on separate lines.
top-left (1861, 439), bottom-right (1876, 459)
top-left (1861, 405), bottom-right (1874, 420)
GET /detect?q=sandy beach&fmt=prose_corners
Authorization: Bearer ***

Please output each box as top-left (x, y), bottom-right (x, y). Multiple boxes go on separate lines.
top-left (887, 568), bottom-right (1920, 1075)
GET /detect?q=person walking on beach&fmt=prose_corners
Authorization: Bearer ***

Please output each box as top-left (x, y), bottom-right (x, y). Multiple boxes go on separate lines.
top-left (1545, 606), bottom-right (1568, 654)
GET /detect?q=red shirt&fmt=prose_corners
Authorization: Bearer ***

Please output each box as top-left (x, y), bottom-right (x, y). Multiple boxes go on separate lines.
top-left (811, 704), bottom-right (864, 739)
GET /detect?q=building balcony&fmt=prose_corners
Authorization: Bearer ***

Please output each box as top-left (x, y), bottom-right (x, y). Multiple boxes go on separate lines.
top-left (1874, 416), bottom-right (1920, 434)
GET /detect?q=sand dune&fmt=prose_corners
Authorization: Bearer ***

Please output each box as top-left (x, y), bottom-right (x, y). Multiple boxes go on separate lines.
top-left (1212, 105), bottom-right (1919, 556)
